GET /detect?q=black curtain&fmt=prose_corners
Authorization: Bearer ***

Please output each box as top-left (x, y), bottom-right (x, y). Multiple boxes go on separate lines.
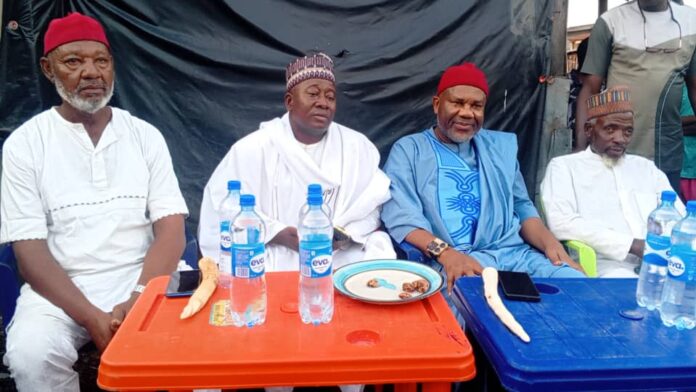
top-left (0, 0), bottom-right (552, 231)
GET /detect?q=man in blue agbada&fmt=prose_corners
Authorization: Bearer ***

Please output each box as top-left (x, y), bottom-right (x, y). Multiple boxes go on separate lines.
top-left (382, 62), bottom-right (585, 297)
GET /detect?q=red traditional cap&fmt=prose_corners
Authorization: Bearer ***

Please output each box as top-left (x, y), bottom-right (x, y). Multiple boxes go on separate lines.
top-left (437, 62), bottom-right (489, 96)
top-left (43, 12), bottom-right (110, 56)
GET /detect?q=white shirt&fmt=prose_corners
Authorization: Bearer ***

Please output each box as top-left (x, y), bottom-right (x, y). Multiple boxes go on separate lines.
top-left (199, 113), bottom-right (394, 271)
top-left (0, 107), bottom-right (188, 306)
top-left (298, 136), bottom-right (328, 166)
top-left (540, 147), bottom-right (683, 263)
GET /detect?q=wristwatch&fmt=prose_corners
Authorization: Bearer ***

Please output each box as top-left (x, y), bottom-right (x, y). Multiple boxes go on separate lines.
top-left (426, 237), bottom-right (450, 259)
top-left (133, 284), bottom-right (146, 295)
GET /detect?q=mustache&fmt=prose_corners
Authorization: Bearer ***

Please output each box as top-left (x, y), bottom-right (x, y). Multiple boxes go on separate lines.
top-left (77, 81), bottom-right (106, 91)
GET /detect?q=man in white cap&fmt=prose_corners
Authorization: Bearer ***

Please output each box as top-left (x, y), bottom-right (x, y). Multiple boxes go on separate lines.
top-left (1, 12), bottom-right (188, 391)
top-left (199, 52), bottom-right (395, 271)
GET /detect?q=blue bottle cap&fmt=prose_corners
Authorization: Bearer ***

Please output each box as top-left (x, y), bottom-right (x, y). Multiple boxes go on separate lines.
top-left (307, 193), bottom-right (323, 206)
top-left (687, 200), bottom-right (696, 213)
top-left (240, 194), bottom-right (255, 207)
top-left (307, 184), bottom-right (322, 195)
top-left (661, 190), bottom-right (676, 202)
top-left (227, 180), bottom-right (241, 191)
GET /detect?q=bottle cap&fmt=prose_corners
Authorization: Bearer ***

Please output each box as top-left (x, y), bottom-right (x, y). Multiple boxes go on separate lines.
top-left (687, 200), bottom-right (696, 213)
top-left (307, 183), bottom-right (322, 195)
top-left (227, 180), bottom-right (241, 191)
top-left (308, 193), bottom-right (323, 205)
top-left (240, 194), bottom-right (255, 207)
top-left (660, 190), bottom-right (676, 202)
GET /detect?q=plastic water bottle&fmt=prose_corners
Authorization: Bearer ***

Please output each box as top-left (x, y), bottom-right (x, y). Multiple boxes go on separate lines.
top-left (636, 191), bottom-right (682, 310)
top-left (660, 200), bottom-right (696, 330)
top-left (230, 194), bottom-right (267, 327)
top-left (218, 180), bottom-right (241, 289)
top-left (298, 186), bottom-right (334, 325)
top-left (299, 183), bottom-right (332, 217)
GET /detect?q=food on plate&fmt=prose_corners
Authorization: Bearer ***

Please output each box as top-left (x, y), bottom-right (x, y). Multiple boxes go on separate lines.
top-left (366, 278), bottom-right (380, 288)
top-left (402, 278), bottom-right (430, 293)
top-left (413, 279), bottom-right (429, 293)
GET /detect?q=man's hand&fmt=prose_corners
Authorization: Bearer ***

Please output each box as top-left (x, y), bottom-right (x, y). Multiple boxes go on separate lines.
top-left (543, 240), bottom-right (585, 274)
top-left (109, 293), bottom-right (140, 333)
top-left (269, 226), bottom-right (299, 251)
top-left (630, 239), bottom-right (646, 258)
top-left (437, 249), bottom-right (483, 294)
top-left (84, 310), bottom-right (117, 352)
top-left (332, 236), bottom-right (351, 251)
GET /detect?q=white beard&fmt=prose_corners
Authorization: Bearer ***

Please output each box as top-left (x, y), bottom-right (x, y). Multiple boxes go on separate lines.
top-left (600, 154), bottom-right (624, 168)
top-left (54, 78), bottom-right (114, 114)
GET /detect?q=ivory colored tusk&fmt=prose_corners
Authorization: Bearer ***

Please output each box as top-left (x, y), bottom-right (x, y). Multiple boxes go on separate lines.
top-left (180, 257), bottom-right (220, 319)
top-left (482, 267), bottom-right (531, 343)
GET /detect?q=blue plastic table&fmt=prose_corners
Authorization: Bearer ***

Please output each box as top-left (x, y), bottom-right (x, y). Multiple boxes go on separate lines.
top-left (453, 277), bottom-right (696, 391)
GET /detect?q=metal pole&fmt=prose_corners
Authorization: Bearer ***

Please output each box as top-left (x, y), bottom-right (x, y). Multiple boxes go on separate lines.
top-left (550, 0), bottom-right (568, 76)
top-left (599, 0), bottom-right (608, 14)
top-left (0, 0), bottom-right (4, 43)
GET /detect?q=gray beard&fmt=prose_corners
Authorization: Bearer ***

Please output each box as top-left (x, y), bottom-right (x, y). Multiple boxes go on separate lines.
top-left (54, 78), bottom-right (114, 114)
top-left (600, 154), bottom-right (624, 168)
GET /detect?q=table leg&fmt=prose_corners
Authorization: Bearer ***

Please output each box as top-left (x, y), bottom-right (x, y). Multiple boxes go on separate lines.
top-left (393, 383), bottom-right (418, 392)
top-left (420, 382), bottom-right (450, 392)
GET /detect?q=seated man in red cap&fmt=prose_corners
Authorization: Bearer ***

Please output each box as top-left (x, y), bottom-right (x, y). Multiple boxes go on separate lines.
top-left (1, 13), bottom-right (188, 391)
top-left (382, 63), bottom-right (584, 313)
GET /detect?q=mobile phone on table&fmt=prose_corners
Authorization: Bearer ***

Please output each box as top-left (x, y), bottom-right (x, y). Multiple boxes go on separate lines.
top-left (497, 271), bottom-right (541, 302)
top-left (333, 225), bottom-right (351, 242)
top-left (165, 270), bottom-right (201, 297)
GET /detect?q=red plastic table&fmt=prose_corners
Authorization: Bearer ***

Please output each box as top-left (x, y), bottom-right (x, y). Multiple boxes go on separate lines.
top-left (98, 271), bottom-right (475, 391)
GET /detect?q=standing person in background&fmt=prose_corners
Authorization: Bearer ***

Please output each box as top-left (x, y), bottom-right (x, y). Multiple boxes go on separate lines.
top-left (575, 0), bottom-right (696, 193)
top-left (568, 37), bottom-right (590, 135)
top-left (680, 84), bottom-right (696, 201)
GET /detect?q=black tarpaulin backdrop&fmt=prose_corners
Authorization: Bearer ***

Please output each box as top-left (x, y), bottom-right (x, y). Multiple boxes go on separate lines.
top-left (0, 0), bottom-right (552, 231)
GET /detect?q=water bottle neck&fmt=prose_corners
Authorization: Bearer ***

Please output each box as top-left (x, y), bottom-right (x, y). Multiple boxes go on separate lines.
top-left (660, 200), bottom-right (674, 208)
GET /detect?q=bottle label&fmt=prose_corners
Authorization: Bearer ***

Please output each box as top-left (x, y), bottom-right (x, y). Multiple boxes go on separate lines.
top-left (232, 243), bottom-right (265, 279)
top-left (643, 233), bottom-right (670, 267)
top-left (300, 243), bottom-right (332, 278)
top-left (668, 247), bottom-right (696, 282)
top-left (220, 221), bottom-right (232, 251)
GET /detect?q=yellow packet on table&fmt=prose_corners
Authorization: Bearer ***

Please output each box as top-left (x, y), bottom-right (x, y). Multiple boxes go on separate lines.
top-left (209, 299), bottom-right (233, 326)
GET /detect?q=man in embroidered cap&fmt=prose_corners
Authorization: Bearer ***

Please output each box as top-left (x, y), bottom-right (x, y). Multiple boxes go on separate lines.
top-left (199, 52), bottom-right (395, 279)
top-left (542, 86), bottom-right (683, 278)
top-left (575, 0), bottom-right (696, 194)
top-left (1, 13), bottom-right (188, 390)
top-left (382, 63), bottom-right (584, 317)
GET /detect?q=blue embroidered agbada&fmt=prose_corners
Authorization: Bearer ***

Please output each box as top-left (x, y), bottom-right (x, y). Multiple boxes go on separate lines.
top-left (382, 127), bottom-right (581, 278)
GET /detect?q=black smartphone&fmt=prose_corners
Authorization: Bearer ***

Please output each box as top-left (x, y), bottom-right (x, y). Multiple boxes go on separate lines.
top-left (498, 271), bottom-right (541, 302)
top-left (333, 226), bottom-right (351, 242)
top-left (165, 270), bottom-right (201, 297)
